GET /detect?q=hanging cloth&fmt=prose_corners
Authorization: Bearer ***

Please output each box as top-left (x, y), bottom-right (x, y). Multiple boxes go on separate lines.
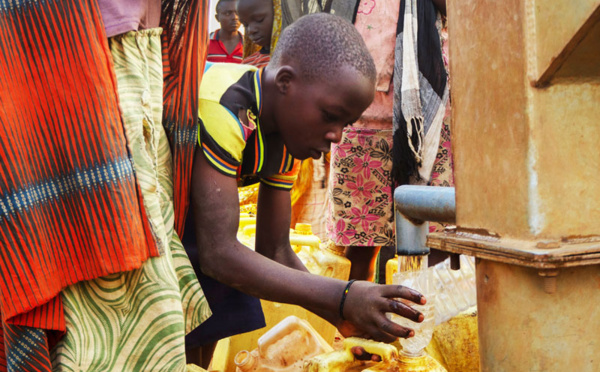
top-left (392, 0), bottom-right (449, 185)
top-left (161, 0), bottom-right (207, 236)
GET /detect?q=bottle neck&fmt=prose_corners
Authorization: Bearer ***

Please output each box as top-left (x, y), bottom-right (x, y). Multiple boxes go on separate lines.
top-left (400, 348), bottom-right (426, 359)
top-left (234, 350), bottom-right (257, 371)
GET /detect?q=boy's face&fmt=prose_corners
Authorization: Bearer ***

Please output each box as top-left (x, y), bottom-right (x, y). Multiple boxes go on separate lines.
top-left (216, 1), bottom-right (240, 34)
top-left (237, 0), bottom-right (273, 48)
top-left (274, 66), bottom-right (375, 160)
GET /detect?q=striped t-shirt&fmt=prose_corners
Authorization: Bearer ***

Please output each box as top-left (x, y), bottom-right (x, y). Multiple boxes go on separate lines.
top-left (198, 63), bottom-right (298, 190)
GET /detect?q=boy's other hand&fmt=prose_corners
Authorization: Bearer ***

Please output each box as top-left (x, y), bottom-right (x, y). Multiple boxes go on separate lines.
top-left (336, 281), bottom-right (426, 343)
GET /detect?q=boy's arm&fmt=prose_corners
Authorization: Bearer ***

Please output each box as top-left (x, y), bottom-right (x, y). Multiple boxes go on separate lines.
top-left (191, 149), bottom-right (425, 342)
top-left (254, 183), bottom-right (306, 270)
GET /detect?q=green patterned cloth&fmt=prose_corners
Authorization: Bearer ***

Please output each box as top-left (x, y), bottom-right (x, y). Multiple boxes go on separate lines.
top-left (50, 29), bottom-right (211, 371)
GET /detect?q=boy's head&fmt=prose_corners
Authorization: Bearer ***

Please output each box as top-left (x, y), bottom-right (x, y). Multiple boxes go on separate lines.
top-left (265, 13), bottom-right (376, 160)
top-left (215, 0), bottom-right (240, 34)
top-left (237, 0), bottom-right (274, 49)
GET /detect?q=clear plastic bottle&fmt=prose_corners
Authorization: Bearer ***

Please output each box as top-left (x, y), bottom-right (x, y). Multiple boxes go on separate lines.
top-left (389, 255), bottom-right (436, 357)
top-left (431, 256), bottom-right (477, 324)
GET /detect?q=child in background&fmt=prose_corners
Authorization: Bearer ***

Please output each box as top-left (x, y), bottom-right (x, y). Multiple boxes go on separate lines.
top-left (191, 13), bottom-right (426, 349)
top-left (238, 0), bottom-right (280, 67)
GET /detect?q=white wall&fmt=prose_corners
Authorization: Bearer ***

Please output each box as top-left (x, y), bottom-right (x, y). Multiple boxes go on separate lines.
top-left (208, 0), bottom-right (219, 33)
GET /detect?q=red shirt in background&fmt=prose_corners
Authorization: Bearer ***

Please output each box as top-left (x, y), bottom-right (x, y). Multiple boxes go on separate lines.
top-left (207, 29), bottom-right (243, 63)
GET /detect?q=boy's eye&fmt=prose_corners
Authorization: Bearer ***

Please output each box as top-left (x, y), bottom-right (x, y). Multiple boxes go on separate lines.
top-left (322, 111), bottom-right (338, 122)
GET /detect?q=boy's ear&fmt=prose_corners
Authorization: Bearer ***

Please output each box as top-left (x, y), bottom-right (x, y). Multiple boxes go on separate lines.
top-left (274, 66), bottom-right (296, 95)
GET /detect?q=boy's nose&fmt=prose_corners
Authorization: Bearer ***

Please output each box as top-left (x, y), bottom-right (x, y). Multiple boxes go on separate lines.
top-left (326, 127), bottom-right (344, 144)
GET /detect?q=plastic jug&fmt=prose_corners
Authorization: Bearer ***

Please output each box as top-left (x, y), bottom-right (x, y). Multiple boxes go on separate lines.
top-left (292, 224), bottom-right (351, 280)
top-left (364, 353), bottom-right (447, 372)
top-left (237, 214), bottom-right (257, 248)
top-left (305, 337), bottom-right (446, 372)
top-left (290, 223), bottom-right (321, 252)
top-left (212, 224), bottom-right (345, 372)
top-left (304, 337), bottom-right (398, 372)
top-left (234, 316), bottom-right (333, 372)
top-left (385, 255), bottom-right (399, 286)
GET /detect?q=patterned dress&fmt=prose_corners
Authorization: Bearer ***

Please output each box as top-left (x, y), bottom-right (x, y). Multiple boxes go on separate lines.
top-left (326, 0), bottom-right (453, 246)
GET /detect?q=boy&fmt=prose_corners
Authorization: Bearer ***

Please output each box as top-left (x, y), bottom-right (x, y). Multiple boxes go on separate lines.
top-left (192, 13), bottom-right (425, 343)
top-left (207, 0), bottom-right (244, 63)
top-left (238, 0), bottom-right (276, 67)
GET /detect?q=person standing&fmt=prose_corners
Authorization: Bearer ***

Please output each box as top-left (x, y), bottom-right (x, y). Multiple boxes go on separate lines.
top-left (326, 0), bottom-right (452, 281)
top-left (207, 0), bottom-right (244, 63)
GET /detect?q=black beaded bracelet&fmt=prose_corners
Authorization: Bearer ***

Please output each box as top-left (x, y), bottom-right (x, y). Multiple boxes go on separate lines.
top-left (339, 279), bottom-right (356, 320)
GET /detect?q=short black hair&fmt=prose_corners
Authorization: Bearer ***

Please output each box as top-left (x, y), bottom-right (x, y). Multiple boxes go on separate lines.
top-left (269, 13), bottom-right (376, 83)
top-left (216, 0), bottom-right (236, 13)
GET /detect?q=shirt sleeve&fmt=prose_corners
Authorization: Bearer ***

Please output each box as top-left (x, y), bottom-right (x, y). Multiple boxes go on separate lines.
top-left (259, 159), bottom-right (301, 191)
top-left (197, 107), bottom-right (245, 177)
top-left (198, 63), bottom-right (256, 177)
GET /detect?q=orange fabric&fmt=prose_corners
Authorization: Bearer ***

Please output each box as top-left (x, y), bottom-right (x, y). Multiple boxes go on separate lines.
top-left (0, 0), bottom-right (157, 330)
top-left (0, 1), bottom-right (208, 367)
top-left (161, 0), bottom-right (208, 236)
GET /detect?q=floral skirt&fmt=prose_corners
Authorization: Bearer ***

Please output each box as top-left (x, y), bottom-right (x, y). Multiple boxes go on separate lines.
top-left (326, 128), bottom-right (395, 247)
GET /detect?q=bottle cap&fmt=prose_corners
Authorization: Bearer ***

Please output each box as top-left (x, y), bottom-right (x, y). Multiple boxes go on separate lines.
top-left (294, 223), bottom-right (313, 235)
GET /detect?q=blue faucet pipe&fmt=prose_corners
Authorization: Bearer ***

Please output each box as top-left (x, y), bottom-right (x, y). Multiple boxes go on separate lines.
top-left (394, 186), bottom-right (456, 256)
top-left (394, 186), bottom-right (456, 224)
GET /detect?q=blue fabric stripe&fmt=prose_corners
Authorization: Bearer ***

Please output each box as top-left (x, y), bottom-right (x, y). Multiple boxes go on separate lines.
top-left (202, 146), bottom-right (237, 174)
top-left (0, 157), bottom-right (134, 222)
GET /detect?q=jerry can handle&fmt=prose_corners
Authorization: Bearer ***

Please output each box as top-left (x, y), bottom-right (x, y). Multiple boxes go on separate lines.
top-left (289, 235), bottom-right (321, 249)
top-left (343, 337), bottom-right (399, 363)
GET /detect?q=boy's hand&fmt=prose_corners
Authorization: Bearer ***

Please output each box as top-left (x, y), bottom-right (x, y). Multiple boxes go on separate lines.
top-left (335, 281), bottom-right (426, 343)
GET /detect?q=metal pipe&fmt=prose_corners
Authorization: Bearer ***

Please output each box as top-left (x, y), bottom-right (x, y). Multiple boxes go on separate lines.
top-left (394, 186), bottom-right (456, 256)
top-left (394, 186), bottom-right (456, 224)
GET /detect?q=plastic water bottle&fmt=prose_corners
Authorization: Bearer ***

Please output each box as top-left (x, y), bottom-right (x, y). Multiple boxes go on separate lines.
top-left (389, 255), bottom-right (436, 357)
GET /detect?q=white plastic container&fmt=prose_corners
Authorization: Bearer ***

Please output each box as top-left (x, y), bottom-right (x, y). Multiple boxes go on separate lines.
top-left (234, 315), bottom-right (333, 372)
